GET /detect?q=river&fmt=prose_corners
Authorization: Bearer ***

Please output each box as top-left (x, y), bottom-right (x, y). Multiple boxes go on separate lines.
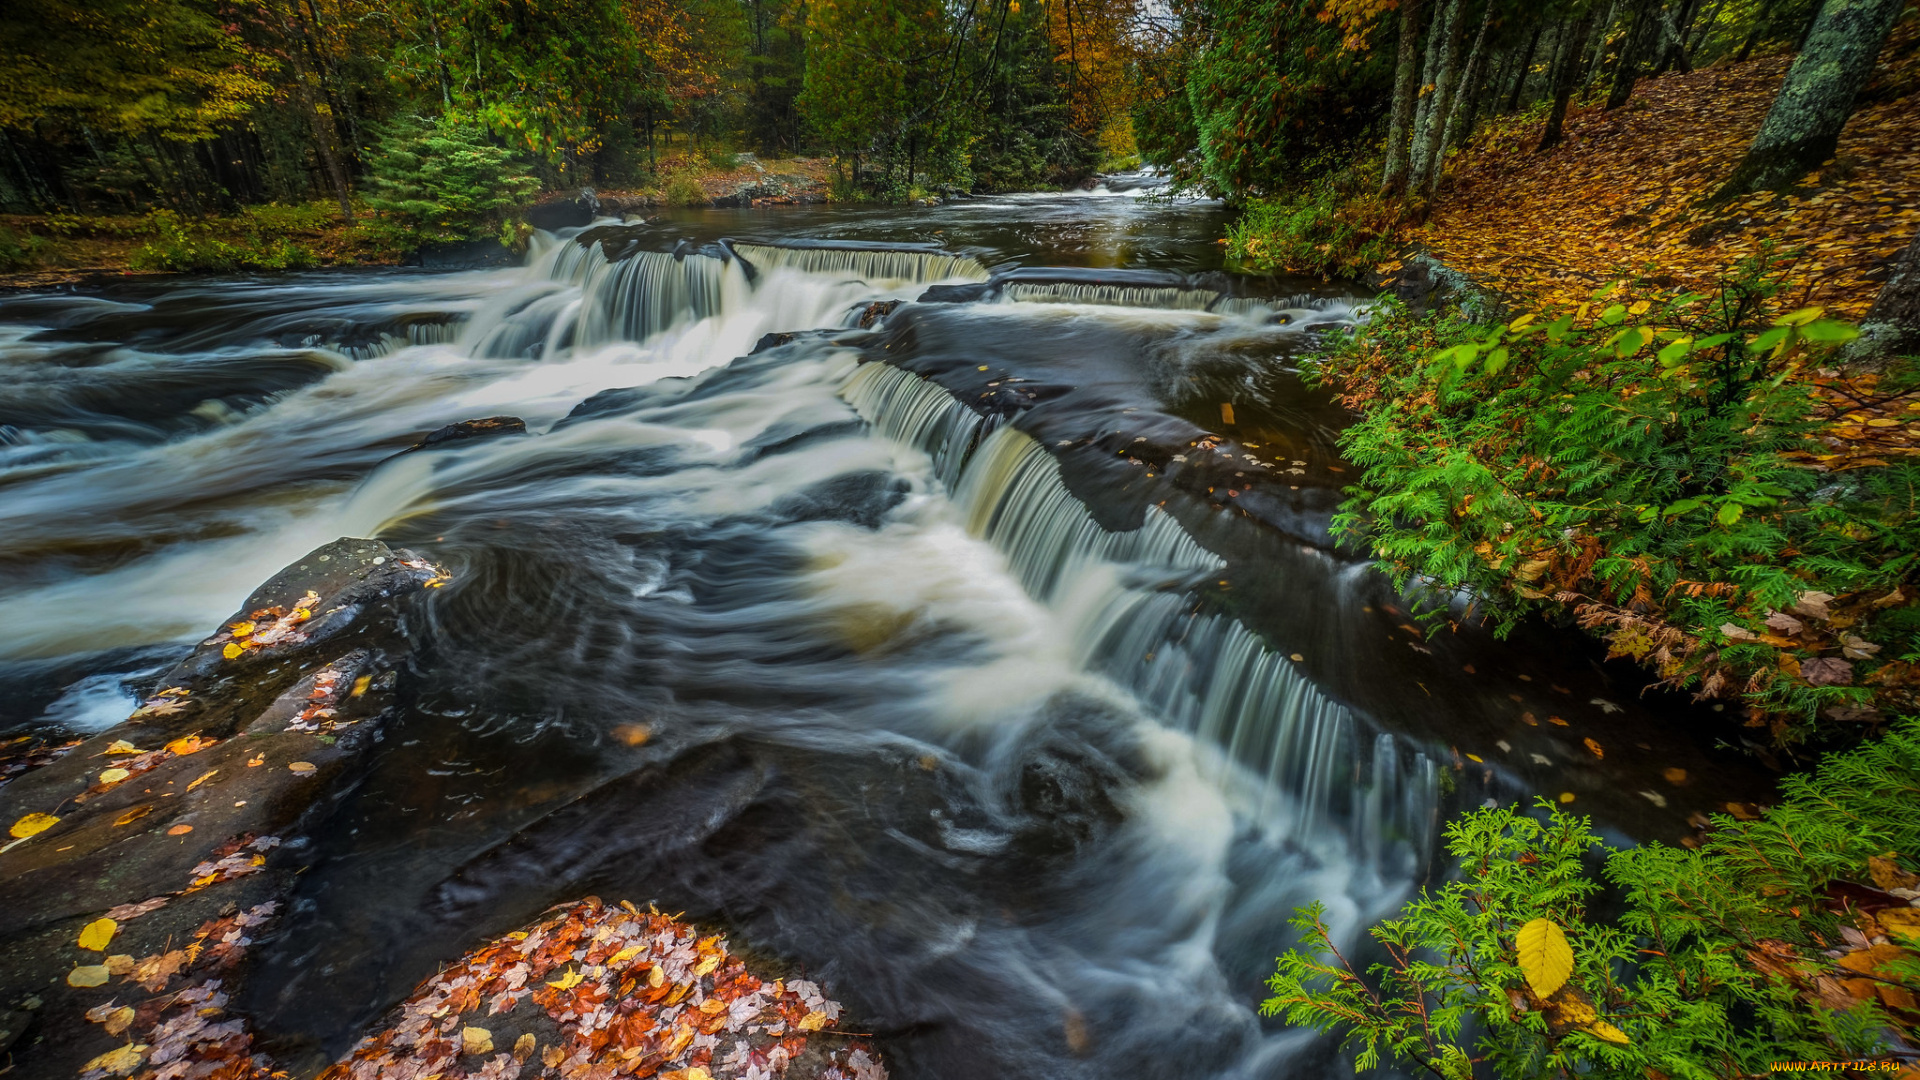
top-left (0, 179), bottom-right (1773, 1079)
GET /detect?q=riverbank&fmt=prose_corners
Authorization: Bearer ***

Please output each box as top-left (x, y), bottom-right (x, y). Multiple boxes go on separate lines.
top-left (1218, 42), bottom-right (1920, 745)
top-left (0, 156), bottom-right (841, 288)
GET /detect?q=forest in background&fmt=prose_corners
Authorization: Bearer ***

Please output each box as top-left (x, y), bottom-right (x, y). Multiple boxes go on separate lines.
top-left (0, 0), bottom-right (1147, 226)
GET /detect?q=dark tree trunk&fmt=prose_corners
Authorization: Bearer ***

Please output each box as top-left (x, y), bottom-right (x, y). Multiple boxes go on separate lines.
top-left (1858, 227), bottom-right (1920, 362)
top-left (1606, 0), bottom-right (1656, 108)
top-left (1410, 0), bottom-right (1469, 194)
top-left (1381, 0), bottom-right (1429, 196)
top-left (1652, 2), bottom-right (1695, 74)
top-left (1440, 0), bottom-right (1495, 165)
top-left (1715, 0), bottom-right (1906, 198)
top-left (1505, 23), bottom-right (1544, 111)
top-left (1538, 15), bottom-right (1595, 150)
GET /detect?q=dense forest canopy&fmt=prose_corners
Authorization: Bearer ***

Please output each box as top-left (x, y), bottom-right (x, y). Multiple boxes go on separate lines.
top-left (0, 0), bottom-right (1149, 213)
top-left (0, 0), bottom-right (1879, 218)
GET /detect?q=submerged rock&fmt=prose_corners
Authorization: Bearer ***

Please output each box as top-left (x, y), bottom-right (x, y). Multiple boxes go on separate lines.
top-left (408, 416), bottom-right (530, 453)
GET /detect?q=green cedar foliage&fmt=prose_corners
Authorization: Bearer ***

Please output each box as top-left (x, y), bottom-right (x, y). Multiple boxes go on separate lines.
top-left (364, 116), bottom-right (539, 243)
top-left (1265, 720), bottom-right (1920, 1078)
top-left (1311, 256), bottom-right (1920, 739)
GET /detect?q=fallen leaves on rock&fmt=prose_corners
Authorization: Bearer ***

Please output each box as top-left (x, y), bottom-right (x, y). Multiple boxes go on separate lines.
top-left (2, 732), bottom-right (84, 791)
top-left (11, 811), bottom-right (61, 838)
top-left (184, 835), bottom-right (280, 893)
top-left (323, 897), bottom-right (885, 1080)
top-left (74, 902), bottom-right (283, 1080)
top-left (206, 591), bottom-right (321, 661)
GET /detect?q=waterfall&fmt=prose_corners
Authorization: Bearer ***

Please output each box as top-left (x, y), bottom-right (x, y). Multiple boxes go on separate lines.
top-left (1002, 282), bottom-right (1221, 310)
top-left (839, 359), bottom-right (1435, 853)
top-left (731, 242), bottom-right (990, 283)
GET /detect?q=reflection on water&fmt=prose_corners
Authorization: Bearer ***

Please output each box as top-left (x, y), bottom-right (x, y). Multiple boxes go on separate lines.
top-left (0, 186), bottom-right (1769, 1079)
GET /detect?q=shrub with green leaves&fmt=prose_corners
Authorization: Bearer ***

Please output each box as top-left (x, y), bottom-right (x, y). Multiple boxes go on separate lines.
top-left (1266, 719), bottom-right (1920, 1078)
top-left (1224, 160), bottom-right (1402, 280)
top-left (365, 115), bottom-right (541, 243)
top-left (1311, 257), bottom-right (1920, 739)
top-left (128, 209), bottom-right (320, 273)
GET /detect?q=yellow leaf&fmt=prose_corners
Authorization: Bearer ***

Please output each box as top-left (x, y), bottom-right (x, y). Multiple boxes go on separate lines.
top-left (164, 734), bottom-right (211, 756)
top-left (100, 1005), bottom-right (136, 1036)
top-left (351, 674), bottom-right (372, 698)
top-left (546, 968), bottom-right (584, 990)
top-left (114, 806), bottom-right (152, 826)
top-left (1516, 918), bottom-right (1574, 998)
top-left (1583, 1019), bottom-right (1632, 1045)
top-left (648, 963), bottom-right (665, 988)
top-left (81, 1044), bottom-right (148, 1076)
top-left (78, 918), bottom-right (118, 952)
top-left (99, 768), bottom-right (131, 785)
top-left (512, 1034), bottom-right (537, 1064)
top-left (607, 945), bottom-right (643, 966)
top-left (692, 954), bottom-right (720, 977)
top-left (104, 740), bottom-right (143, 755)
top-left (222, 642), bottom-right (245, 660)
top-left (68, 964), bottom-right (111, 987)
top-left (797, 1011), bottom-right (827, 1032)
top-left (462, 1026), bottom-right (494, 1056)
top-left (12, 812), bottom-right (60, 838)
top-left (229, 621), bottom-right (256, 637)
top-left (186, 769), bottom-right (218, 792)
top-left (288, 761), bottom-right (317, 774)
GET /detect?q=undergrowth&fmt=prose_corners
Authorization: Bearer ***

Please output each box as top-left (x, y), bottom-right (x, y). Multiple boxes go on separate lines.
top-left (1225, 160), bottom-right (1403, 279)
top-left (1266, 718), bottom-right (1920, 1079)
top-left (1310, 255), bottom-right (1920, 743)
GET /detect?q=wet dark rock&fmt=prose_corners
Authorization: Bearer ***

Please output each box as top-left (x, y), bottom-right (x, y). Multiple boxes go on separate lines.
top-left (406, 239), bottom-right (517, 269)
top-left (0, 537), bottom-right (442, 1077)
top-left (575, 223), bottom-right (648, 262)
top-left (524, 190), bottom-right (599, 231)
top-left (857, 300), bottom-right (901, 328)
top-left (406, 415), bottom-right (529, 452)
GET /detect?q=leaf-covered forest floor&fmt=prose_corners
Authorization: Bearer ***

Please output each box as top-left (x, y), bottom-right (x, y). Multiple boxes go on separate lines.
top-left (1408, 35), bottom-right (1920, 320)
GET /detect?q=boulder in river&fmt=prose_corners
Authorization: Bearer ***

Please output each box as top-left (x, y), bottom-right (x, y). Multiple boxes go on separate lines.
top-left (407, 416), bottom-right (530, 453)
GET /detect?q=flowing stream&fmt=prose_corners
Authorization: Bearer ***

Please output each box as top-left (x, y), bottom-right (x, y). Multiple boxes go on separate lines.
top-left (0, 182), bottom-right (1775, 1078)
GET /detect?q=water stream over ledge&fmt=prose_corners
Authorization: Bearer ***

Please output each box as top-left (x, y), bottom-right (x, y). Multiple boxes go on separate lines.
top-left (0, 188), bottom-right (1776, 1079)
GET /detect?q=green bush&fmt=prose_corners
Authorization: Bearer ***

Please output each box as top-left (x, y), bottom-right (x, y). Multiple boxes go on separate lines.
top-left (1312, 256), bottom-right (1920, 739)
top-left (1225, 165), bottom-right (1402, 279)
top-left (0, 224), bottom-right (45, 271)
top-left (1266, 719), bottom-right (1920, 1079)
top-left (365, 115), bottom-right (541, 242)
top-left (663, 170), bottom-right (708, 207)
top-left (128, 210), bottom-right (320, 272)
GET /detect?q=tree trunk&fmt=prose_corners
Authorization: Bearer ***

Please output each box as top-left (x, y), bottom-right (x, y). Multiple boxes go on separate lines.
top-left (1715, 0), bottom-right (1905, 198)
top-left (1587, 0), bottom-right (1621, 88)
top-left (1505, 23), bottom-right (1544, 111)
top-left (1605, 0), bottom-right (1655, 108)
top-left (1381, 0), bottom-right (1429, 196)
top-left (1652, 2), bottom-right (1695, 74)
top-left (270, 0), bottom-right (354, 222)
top-left (1856, 227), bottom-right (1920, 363)
top-left (1538, 15), bottom-right (1594, 149)
top-left (1409, 0), bottom-right (1453, 179)
top-left (1410, 0), bottom-right (1468, 194)
top-left (1440, 1), bottom-right (1495, 166)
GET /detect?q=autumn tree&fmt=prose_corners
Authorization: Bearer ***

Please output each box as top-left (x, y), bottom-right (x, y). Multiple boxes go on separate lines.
top-left (0, 0), bottom-right (275, 142)
top-left (1714, 0), bottom-right (1907, 197)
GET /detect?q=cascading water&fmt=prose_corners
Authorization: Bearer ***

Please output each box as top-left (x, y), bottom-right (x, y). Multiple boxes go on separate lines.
top-left (839, 360), bottom-right (1435, 856)
top-left (13, 193), bottom-right (1726, 1080)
